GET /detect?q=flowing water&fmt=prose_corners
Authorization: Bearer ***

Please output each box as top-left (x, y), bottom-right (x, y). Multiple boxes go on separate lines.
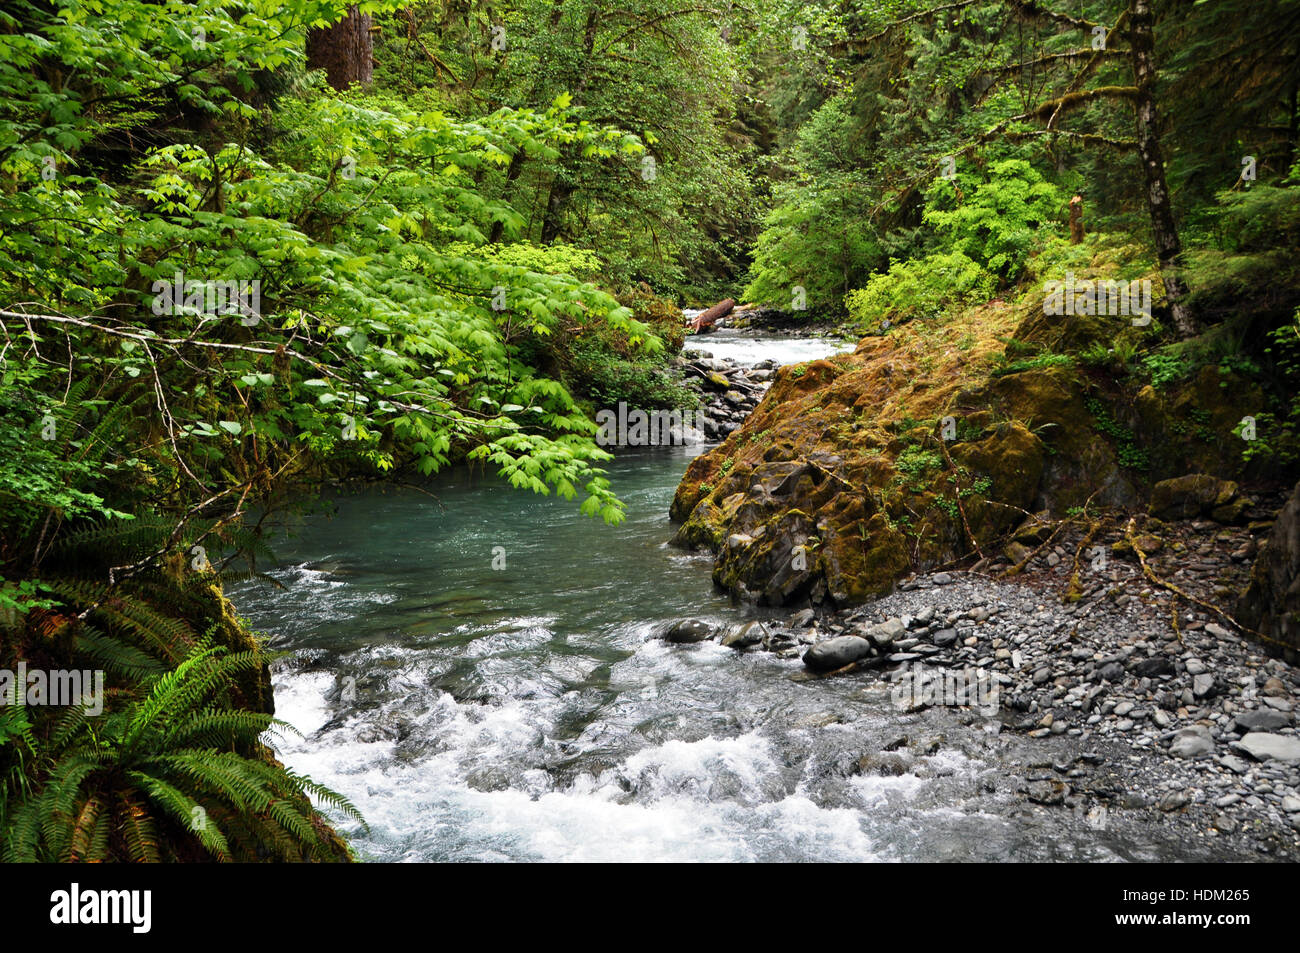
top-left (228, 337), bottom-right (1244, 862)
top-left (683, 329), bottom-right (852, 366)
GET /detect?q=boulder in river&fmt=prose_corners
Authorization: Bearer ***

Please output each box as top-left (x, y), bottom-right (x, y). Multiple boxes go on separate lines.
top-left (802, 635), bottom-right (872, 671)
top-left (721, 621), bottom-right (766, 649)
top-left (662, 619), bottom-right (714, 644)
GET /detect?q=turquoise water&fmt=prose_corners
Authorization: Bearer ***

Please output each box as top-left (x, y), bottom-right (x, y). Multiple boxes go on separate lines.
top-left (227, 341), bottom-right (1246, 863)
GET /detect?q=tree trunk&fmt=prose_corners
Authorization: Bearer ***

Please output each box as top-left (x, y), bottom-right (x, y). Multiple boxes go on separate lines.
top-left (1068, 194), bottom-right (1084, 244)
top-left (307, 5), bottom-right (373, 91)
top-left (1128, 0), bottom-right (1197, 337)
top-left (540, 167), bottom-right (574, 243)
top-left (489, 150), bottom-right (528, 243)
top-left (689, 299), bottom-right (735, 333)
top-left (539, 8), bottom-right (601, 243)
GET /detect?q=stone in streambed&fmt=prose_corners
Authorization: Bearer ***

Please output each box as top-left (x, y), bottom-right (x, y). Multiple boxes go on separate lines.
top-left (866, 617), bottom-right (906, 649)
top-left (721, 621), bottom-right (766, 649)
top-left (1169, 725), bottom-right (1215, 759)
top-left (932, 628), bottom-right (958, 648)
top-left (802, 635), bottom-right (873, 671)
top-left (1237, 732), bottom-right (1300, 763)
top-left (1159, 791), bottom-right (1191, 812)
top-left (1131, 656), bottom-right (1174, 678)
top-left (1232, 709), bottom-right (1293, 732)
top-left (662, 619), bottom-right (714, 644)
top-left (1026, 779), bottom-right (1069, 805)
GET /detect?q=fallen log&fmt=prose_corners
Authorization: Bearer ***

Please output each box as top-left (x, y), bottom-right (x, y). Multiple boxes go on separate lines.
top-left (688, 298), bottom-right (735, 333)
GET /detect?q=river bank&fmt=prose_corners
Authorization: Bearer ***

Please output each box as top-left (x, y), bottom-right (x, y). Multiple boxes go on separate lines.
top-left (222, 328), bottom-right (1292, 861)
top-left (660, 314), bottom-right (1300, 860)
top-left (658, 546), bottom-right (1300, 859)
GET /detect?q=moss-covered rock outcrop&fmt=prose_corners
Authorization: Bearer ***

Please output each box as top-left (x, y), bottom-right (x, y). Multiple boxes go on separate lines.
top-left (671, 298), bottom-right (1271, 608)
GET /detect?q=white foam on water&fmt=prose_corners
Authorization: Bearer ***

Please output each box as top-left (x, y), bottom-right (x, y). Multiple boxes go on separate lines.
top-left (269, 667), bottom-right (885, 862)
top-left (687, 335), bottom-right (851, 367)
top-left (850, 771), bottom-right (930, 808)
top-left (460, 617), bottom-right (558, 657)
top-left (270, 671), bottom-right (335, 737)
top-left (619, 731), bottom-right (778, 801)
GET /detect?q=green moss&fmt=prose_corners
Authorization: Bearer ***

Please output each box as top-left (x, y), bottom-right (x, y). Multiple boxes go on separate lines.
top-left (896, 446), bottom-right (943, 476)
top-left (991, 352), bottom-right (1074, 377)
top-left (1085, 395), bottom-right (1149, 471)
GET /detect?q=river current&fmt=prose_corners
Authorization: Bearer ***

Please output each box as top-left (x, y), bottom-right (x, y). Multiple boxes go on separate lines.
top-left (228, 334), bottom-right (1240, 862)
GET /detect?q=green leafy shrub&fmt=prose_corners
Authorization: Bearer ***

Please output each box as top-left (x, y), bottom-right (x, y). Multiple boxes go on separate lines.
top-left (844, 251), bottom-right (995, 330)
top-left (564, 336), bottom-right (697, 413)
top-left (743, 95), bottom-right (885, 312)
top-left (924, 159), bottom-right (1066, 281)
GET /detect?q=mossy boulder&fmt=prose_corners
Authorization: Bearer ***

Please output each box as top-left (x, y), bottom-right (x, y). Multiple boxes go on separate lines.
top-left (978, 366), bottom-right (1137, 511)
top-left (1237, 479), bottom-right (1300, 663)
top-left (668, 291), bottom-right (1262, 609)
top-left (1133, 366), bottom-right (1264, 479)
top-left (1148, 473), bottom-right (1239, 520)
top-left (951, 422), bottom-right (1045, 538)
top-left (1010, 306), bottom-right (1114, 355)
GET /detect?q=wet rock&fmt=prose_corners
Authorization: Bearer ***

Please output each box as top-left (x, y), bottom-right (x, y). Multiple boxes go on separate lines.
top-left (1232, 709), bottom-right (1293, 732)
top-left (794, 711), bottom-right (847, 729)
top-left (856, 752), bottom-right (912, 776)
top-left (1237, 732), bottom-right (1300, 763)
top-left (802, 635), bottom-right (872, 671)
top-left (1169, 726), bottom-right (1215, 759)
top-left (788, 608), bottom-right (816, 628)
top-left (663, 619), bottom-right (714, 644)
top-left (721, 621), bottom-right (766, 650)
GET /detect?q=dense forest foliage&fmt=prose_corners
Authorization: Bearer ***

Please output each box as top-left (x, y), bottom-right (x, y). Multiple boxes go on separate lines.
top-left (2, 0), bottom-right (1298, 860)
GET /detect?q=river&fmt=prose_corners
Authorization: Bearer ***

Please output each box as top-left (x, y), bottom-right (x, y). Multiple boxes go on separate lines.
top-left (228, 334), bottom-right (1242, 862)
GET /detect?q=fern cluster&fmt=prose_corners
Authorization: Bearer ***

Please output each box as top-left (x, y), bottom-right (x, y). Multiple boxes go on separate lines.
top-left (2, 514), bottom-right (361, 862)
top-left (2, 645), bottom-right (364, 862)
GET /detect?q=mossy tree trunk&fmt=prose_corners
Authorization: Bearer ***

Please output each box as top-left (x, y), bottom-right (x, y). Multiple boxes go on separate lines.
top-left (307, 5), bottom-right (373, 91)
top-left (1128, 0), bottom-right (1197, 338)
